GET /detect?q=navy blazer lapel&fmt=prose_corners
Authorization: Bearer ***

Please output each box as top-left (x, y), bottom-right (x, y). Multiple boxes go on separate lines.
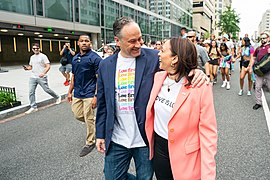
top-left (134, 51), bottom-right (146, 100)
top-left (109, 54), bottom-right (117, 106)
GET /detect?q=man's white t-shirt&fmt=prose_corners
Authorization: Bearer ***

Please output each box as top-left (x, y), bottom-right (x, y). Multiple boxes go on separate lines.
top-left (226, 40), bottom-right (234, 50)
top-left (154, 77), bottom-right (183, 139)
top-left (29, 53), bottom-right (50, 78)
top-left (111, 53), bottom-right (146, 148)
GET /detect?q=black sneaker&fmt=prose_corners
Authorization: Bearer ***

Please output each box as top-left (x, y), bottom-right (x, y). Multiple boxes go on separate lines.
top-left (253, 104), bottom-right (262, 110)
top-left (79, 144), bottom-right (95, 157)
top-left (213, 78), bottom-right (217, 84)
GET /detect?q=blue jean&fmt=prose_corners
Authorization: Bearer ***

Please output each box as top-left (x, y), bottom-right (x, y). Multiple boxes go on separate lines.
top-left (104, 141), bottom-right (153, 180)
top-left (29, 77), bottom-right (59, 108)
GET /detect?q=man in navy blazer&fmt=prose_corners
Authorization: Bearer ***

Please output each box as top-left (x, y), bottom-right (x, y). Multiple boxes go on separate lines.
top-left (96, 17), bottom-right (207, 180)
top-left (96, 48), bottom-right (159, 150)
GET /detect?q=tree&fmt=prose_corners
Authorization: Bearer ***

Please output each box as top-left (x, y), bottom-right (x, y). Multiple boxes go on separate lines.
top-left (217, 6), bottom-right (240, 39)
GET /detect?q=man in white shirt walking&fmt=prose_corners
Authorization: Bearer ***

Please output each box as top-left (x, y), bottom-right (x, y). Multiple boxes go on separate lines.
top-left (23, 43), bottom-right (61, 114)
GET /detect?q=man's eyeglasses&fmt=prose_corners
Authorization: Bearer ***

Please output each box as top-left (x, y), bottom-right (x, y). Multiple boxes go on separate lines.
top-left (32, 48), bottom-right (39, 50)
top-left (260, 37), bottom-right (267, 40)
top-left (187, 36), bottom-right (195, 38)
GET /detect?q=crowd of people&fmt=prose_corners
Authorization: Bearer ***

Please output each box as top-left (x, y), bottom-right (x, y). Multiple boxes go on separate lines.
top-left (22, 16), bottom-right (270, 179)
top-left (145, 29), bottom-right (270, 111)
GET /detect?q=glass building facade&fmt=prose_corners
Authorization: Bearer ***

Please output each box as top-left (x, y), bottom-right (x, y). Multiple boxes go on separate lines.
top-left (0, 0), bottom-right (192, 65)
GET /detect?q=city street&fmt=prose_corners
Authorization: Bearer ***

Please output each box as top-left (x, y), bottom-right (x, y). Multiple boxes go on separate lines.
top-left (0, 63), bottom-right (270, 179)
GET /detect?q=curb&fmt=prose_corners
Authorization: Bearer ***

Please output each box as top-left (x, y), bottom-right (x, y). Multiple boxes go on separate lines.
top-left (0, 94), bottom-right (67, 121)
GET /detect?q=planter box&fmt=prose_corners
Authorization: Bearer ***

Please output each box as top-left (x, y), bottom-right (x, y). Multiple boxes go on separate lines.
top-left (0, 101), bottom-right (21, 111)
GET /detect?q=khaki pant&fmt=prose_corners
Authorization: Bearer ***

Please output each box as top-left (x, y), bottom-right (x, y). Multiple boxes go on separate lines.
top-left (71, 97), bottom-right (95, 145)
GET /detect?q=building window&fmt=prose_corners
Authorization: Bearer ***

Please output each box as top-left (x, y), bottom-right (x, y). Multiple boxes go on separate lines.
top-left (219, 3), bottom-right (222, 8)
top-left (0, 0), bottom-right (33, 15)
top-left (138, 11), bottom-right (148, 34)
top-left (138, 1), bottom-right (148, 9)
top-left (104, 0), bottom-right (119, 28)
top-left (36, 0), bottom-right (43, 16)
top-left (126, 0), bottom-right (134, 3)
top-left (122, 5), bottom-right (134, 19)
top-left (80, 0), bottom-right (100, 26)
top-left (74, 0), bottom-right (79, 22)
top-left (45, 0), bottom-right (73, 21)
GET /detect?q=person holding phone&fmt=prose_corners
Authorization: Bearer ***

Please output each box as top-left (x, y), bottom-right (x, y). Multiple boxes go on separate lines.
top-left (59, 42), bottom-right (75, 86)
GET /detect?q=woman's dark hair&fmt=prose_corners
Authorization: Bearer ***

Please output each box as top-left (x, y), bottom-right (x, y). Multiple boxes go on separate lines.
top-left (220, 43), bottom-right (229, 51)
top-left (242, 37), bottom-right (251, 47)
top-left (169, 37), bottom-right (198, 87)
top-left (208, 40), bottom-right (221, 57)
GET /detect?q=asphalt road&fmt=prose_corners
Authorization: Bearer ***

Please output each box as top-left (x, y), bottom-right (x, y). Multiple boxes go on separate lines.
top-left (213, 64), bottom-right (270, 179)
top-left (0, 62), bottom-right (270, 179)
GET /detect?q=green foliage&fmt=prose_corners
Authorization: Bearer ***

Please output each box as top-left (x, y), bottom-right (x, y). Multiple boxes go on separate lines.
top-left (0, 91), bottom-right (15, 107)
top-left (217, 6), bottom-right (240, 39)
top-left (203, 32), bottom-right (210, 39)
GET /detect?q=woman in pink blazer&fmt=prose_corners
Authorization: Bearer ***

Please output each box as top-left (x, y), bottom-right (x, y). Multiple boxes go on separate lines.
top-left (145, 37), bottom-right (218, 180)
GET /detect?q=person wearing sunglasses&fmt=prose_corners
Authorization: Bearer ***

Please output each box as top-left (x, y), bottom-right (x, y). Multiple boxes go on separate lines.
top-left (155, 41), bottom-right (162, 51)
top-left (248, 32), bottom-right (270, 110)
top-left (23, 43), bottom-right (61, 114)
top-left (187, 31), bottom-right (210, 78)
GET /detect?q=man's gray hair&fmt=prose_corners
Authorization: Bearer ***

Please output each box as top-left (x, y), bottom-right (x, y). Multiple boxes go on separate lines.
top-left (113, 17), bottom-right (135, 38)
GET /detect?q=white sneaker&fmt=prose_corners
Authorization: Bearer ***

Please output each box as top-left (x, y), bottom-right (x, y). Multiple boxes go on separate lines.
top-left (55, 96), bottom-right (61, 104)
top-left (226, 82), bottom-right (230, 90)
top-left (25, 108), bottom-right (38, 114)
top-left (247, 91), bottom-right (252, 96)
top-left (221, 81), bottom-right (226, 88)
top-left (238, 90), bottom-right (243, 96)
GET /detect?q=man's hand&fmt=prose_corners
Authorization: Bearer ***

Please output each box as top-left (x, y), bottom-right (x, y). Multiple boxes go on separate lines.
top-left (67, 93), bottom-right (72, 103)
top-left (96, 139), bottom-right (106, 154)
top-left (188, 69), bottom-right (210, 87)
top-left (268, 47), bottom-right (270, 54)
top-left (39, 73), bottom-right (45, 78)
top-left (92, 96), bottom-right (97, 109)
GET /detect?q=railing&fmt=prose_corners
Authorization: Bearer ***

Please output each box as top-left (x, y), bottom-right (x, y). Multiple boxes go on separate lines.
top-left (0, 86), bottom-right (17, 102)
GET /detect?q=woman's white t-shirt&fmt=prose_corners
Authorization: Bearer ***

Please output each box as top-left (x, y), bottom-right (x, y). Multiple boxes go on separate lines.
top-left (154, 76), bottom-right (183, 139)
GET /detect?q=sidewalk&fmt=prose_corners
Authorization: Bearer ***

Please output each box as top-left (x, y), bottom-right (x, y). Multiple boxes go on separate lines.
top-left (0, 63), bottom-right (69, 120)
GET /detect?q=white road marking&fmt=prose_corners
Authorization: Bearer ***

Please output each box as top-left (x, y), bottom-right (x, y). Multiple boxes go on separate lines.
top-left (261, 89), bottom-right (270, 135)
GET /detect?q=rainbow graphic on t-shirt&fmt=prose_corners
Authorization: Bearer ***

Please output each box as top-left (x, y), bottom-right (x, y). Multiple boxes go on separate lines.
top-left (117, 68), bottom-right (135, 112)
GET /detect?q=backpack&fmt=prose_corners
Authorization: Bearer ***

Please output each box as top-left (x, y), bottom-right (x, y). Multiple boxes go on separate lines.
top-left (254, 53), bottom-right (270, 76)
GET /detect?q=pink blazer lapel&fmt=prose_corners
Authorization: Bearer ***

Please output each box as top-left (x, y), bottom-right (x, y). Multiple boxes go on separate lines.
top-left (169, 79), bottom-right (190, 120)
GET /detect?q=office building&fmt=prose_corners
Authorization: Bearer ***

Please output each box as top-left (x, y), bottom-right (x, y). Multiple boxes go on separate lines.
top-left (192, 0), bottom-right (215, 37)
top-left (0, 0), bottom-right (192, 65)
top-left (258, 9), bottom-right (270, 35)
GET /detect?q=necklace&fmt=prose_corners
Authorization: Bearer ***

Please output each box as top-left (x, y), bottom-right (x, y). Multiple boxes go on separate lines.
top-left (166, 78), bottom-right (176, 92)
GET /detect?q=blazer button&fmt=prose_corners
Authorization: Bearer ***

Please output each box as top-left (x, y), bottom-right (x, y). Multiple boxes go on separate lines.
top-left (170, 140), bottom-right (174, 143)
top-left (170, 128), bottom-right (174, 132)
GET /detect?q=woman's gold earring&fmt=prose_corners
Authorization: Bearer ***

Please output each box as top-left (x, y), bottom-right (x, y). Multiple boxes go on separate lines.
top-left (170, 62), bottom-right (175, 69)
